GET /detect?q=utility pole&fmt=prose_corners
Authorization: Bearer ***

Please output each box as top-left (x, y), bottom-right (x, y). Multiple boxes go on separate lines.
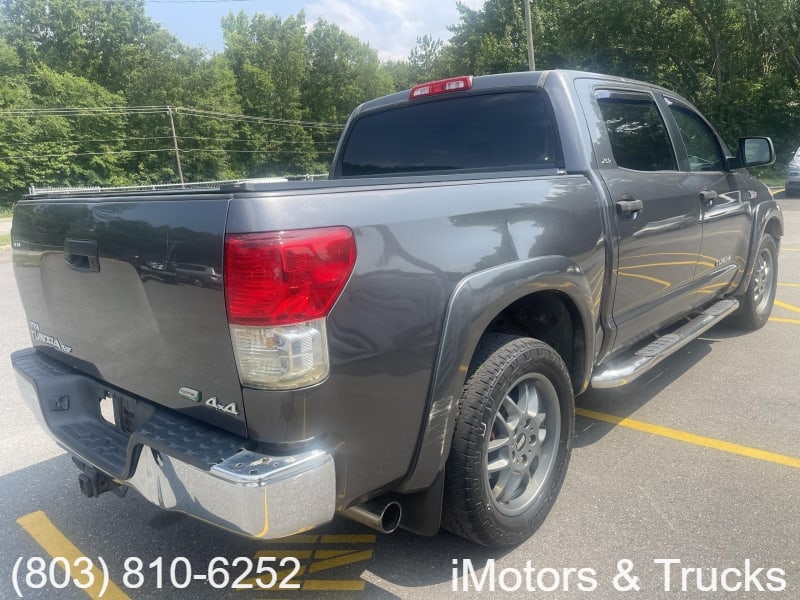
top-left (167, 106), bottom-right (185, 186)
top-left (524, 0), bottom-right (536, 71)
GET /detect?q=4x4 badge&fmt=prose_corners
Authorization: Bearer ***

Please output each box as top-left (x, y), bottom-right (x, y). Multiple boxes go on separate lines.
top-left (206, 397), bottom-right (240, 416)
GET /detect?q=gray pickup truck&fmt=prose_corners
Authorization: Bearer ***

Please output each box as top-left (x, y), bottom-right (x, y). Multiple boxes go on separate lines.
top-left (10, 70), bottom-right (783, 548)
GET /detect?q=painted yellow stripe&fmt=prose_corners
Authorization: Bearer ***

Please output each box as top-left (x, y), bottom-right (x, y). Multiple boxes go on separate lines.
top-left (769, 316), bottom-right (800, 325)
top-left (778, 283), bottom-right (800, 288)
top-left (267, 534), bottom-right (320, 544)
top-left (782, 248), bottom-right (800, 252)
top-left (254, 549), bottom-right (314, 559)
top-left (303, 579), bottom-right (366, 591)
top-left (17, 511), bottom-right (130, 600)
top-left (774, 299), bottom-right (800, 315)
top-left (308, 549), bottom-right (373, 573)
top-left (575, 408), bottom-right (800, 469)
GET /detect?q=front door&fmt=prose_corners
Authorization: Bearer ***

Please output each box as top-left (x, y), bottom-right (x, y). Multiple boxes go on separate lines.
top-left (582, 85), bottom-right (705, 352)
top-left (662, 95), bottom-right (752, 300)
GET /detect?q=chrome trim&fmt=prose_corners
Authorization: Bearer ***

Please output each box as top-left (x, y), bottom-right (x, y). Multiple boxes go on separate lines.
top-left (591, 298), bottom-right (739, 389)
top-left (127, 446), bottom-right (335, 539)
top-left (13, 370), bottom-right (336, 539)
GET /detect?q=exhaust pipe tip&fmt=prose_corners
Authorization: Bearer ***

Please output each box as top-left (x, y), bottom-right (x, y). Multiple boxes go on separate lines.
top-left (342, 499), bottom-right (402, 534)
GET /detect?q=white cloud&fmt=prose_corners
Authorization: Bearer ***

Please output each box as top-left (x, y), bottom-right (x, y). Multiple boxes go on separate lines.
top-left (146, 1), bottom-right (488, 61)
top-left (305, 0), bottom-right (487, 60)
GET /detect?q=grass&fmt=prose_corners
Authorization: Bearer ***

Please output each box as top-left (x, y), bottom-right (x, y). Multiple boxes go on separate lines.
top-left (0, 233), bottom-right (10, 247)
top-left (0, 205), bottom-right (13, 219)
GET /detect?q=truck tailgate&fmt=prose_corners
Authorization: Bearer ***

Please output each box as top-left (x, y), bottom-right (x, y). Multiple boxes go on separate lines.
top-left (11, 194), bottom-right (246, 436)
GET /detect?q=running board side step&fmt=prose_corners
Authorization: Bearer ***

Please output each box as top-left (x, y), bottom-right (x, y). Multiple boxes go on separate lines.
top-left (591, 298), bottom-right (739, 389)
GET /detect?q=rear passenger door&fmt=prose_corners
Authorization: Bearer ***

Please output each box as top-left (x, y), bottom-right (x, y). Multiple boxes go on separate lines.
top-left (579, 84), bottom-right (704, 353)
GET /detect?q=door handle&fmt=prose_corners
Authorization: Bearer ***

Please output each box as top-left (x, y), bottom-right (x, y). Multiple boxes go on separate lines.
top-left (64, 239), bottom-right (100, 272)
top-left (700, 190), bottom-right (717, 205)
top-left (616, 198), bottom-right (644, 218)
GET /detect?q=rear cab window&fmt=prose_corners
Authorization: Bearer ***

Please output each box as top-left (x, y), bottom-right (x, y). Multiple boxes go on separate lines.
top-left (338, 91), bottom-right (563, 177)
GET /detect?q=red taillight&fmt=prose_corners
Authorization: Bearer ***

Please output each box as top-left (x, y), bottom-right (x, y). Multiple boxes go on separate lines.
top-left (409, 76), bottom-right (473, 99)
top-left (224, 227), bottom-right (356, 327)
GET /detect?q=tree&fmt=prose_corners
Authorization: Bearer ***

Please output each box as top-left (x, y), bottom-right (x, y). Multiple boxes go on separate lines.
top-left (443, 0), bottom-right (529, 75)
top-left (0, 50), bottom-right (128, 198)
top-left (302, 20), bottom-right (393, 171)
top-left (409, 35), bottom-right (446, 82)
top-left (222, 11), bottom-right (319, 175)
top-left (0, 0), bottom-right (155, 93)
top-left (124, 29), bottom-right (242, 183)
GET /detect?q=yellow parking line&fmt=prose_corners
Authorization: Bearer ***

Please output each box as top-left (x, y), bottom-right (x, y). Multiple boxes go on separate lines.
top-left (782, 248), bottom-right (800, 252)
top-left (303, 579), bottom-right (366, 591)
top-left (774, 300), bottom-right (800, 315)
top-left (17, 511), bottom-right (130, 600)
top-left (778, 283), bottom-right (800, 288)
top-left (576, 408), bottom-right (800, 469)
top-left (769, 316), bottom-right (800, 325)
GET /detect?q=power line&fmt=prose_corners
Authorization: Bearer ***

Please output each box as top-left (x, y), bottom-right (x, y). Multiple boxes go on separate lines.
top-left (0, 106), bottom-right (166, 117)
top-left (3, 149), bottom-right (175, 160)
top-left (176, 107), bottom-right (343, 129)
top-left (4, 136), bottom-right (176, 146)
top-left (2, 136), bottom-right (339, 147)
top-left (3, 148), bottom-right (336, 160)
top-left (0, 105), bottom-right (345, 129)
top-left (0, 105), bottom-right (343, 168)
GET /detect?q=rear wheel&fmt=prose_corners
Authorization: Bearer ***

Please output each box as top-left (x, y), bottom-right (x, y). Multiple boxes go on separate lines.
top-left (733, 233), bottom-right (778, 330)
top-left (443, 335), bottom-right (574, 547)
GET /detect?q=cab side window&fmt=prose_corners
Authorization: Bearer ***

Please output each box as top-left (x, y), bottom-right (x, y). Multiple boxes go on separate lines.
top-left (596, 90), bottom-right (677, 172)
top-left (666, 99), bottom-right (725, 172)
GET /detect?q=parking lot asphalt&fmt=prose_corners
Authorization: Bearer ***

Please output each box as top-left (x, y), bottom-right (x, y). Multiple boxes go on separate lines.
top-left (0, 199), bottom-right (797, 599)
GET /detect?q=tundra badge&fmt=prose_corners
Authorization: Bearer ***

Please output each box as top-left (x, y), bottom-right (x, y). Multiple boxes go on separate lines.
top-left (28, 321), bottom-right (73, 354)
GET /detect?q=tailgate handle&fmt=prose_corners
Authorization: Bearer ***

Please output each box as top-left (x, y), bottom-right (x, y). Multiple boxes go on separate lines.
top-left (64, 239), bottom-right (100, 272)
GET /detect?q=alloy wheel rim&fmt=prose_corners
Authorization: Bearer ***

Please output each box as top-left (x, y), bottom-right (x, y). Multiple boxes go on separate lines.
top-left (483, 373), bottom-right (560, 516)
top-left (752, 247), bottom-right (774, 314)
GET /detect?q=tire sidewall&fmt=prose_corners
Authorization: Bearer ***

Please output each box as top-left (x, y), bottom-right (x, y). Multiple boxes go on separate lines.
top-left (739, 233), bottom-right (778, 329)
top-left (449, 338), bottom-right (574, 546)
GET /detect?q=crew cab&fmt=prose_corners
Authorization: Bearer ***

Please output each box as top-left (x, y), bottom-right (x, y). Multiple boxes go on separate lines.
top-left (10, 70), bottom-right (782, 547)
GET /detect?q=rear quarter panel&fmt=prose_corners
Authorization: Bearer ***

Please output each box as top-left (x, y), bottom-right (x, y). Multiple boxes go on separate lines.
top-left (226, 174), bottom-right (605, 503)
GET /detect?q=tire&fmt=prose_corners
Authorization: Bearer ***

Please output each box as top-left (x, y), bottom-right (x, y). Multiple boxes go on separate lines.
top-left (443, 335), bottom-right (574, 547)
top-left (732, 233), bottom-right (778, 330)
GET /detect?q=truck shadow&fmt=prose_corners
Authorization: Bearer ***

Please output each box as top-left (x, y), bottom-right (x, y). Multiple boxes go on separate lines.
top-left (2, 322), bottom-right (763, 598)
top-left (573, 319), bottom-right (751, 449)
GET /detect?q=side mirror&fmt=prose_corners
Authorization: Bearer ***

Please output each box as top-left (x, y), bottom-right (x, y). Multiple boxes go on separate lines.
top-left (737, 137), bottom-right (775, 168)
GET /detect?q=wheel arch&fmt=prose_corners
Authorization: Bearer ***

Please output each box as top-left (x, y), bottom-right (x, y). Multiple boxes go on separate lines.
top-left (397, 255), bottom-right (596, 494)
top-left (734, 201), bottom-right (784, 296)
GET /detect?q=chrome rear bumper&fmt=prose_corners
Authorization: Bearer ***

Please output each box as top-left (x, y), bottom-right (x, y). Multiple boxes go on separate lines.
top-left (12, 348), bottom-right (336, 539)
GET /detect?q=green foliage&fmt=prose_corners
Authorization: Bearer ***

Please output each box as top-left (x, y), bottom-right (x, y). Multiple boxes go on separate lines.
top-left (0, 53), bottom-right (128, 194)
top-left (222, 12), bottom-right (319, 175)
top-left (1, 0), bottom-right (799, 206)
top-left (302, 19), bottom-right (395, 171)
top-left (439, 0), bottom-right (800, 167)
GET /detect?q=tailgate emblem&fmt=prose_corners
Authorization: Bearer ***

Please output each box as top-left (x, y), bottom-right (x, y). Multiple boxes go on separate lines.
top-left (206, 397), bottom-right (240, 416)
top-left (28, 321), bottom-right (73, 354)
top-left (178, 386), bottom-right (201, 402)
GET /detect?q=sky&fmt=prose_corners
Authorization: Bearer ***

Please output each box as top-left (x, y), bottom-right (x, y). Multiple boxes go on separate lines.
top-left (145, 0), bottom-right (487, 61)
